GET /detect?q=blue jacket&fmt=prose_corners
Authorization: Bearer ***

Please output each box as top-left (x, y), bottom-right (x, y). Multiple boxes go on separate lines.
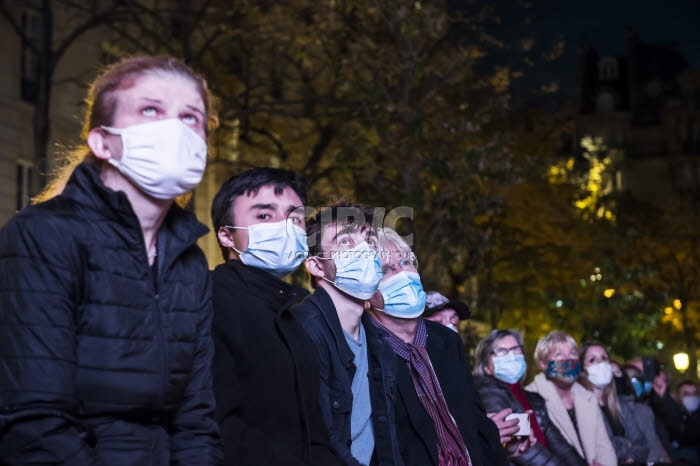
top-left (293, 287), bottom-right (404, 466)
top-left (0, 162), bottom-right (222, 465)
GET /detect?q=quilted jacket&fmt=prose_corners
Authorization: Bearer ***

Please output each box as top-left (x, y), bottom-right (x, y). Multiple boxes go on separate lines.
top-left (0, 162), bottom-right (222, 465)
top-left (473, 375), bottom-right (587, 466)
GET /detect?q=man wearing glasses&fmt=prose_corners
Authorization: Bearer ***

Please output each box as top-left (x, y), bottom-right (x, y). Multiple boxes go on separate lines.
top-left (364, 228), bottom-right (509, 466)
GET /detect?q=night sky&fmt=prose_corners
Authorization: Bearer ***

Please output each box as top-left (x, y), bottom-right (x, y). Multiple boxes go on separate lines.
top-left (541, 0), bottom-right (698, 80)
top-left (487, 0), bottom-right (700, 101)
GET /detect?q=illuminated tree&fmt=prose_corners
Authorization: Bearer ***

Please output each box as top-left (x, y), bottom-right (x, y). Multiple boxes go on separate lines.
top-left (614, 196), bottom-right (700, 374)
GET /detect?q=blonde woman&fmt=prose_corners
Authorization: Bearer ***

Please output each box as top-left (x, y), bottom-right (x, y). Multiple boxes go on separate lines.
top-left (0, 56), bottom-right (221, 465)
top-left (525, 331), bottom-right (616, 466)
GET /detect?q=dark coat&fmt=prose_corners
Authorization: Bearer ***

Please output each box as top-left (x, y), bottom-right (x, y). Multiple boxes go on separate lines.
top-left (212, 260), bottom-right (345, 466)
top-left (292, 287), bottom-right (405, 466)
top-left (473, 375), bottom-right (588, 466)
top-left (0, 162), bottom-right (222, 466)
top-left (604, 396), bottom-right (649, 463)
top-left (650, 389), bottom-right (700, 463)
top-left (392, 319), bottom-right (509, 466)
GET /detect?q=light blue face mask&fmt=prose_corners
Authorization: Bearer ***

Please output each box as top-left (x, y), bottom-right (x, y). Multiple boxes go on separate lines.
top-left (630, 378), bottom-right (644, 398)
top-left (377, 271), bottom-right (426, 318)
top-left (493, 353), bottom-right (527, 384)
top-left (324, 241), bottom-right (383, 300)
top-left (228, 218), bottom-right (308, 278)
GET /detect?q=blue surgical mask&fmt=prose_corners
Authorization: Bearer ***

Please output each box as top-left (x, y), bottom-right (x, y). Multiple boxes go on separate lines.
top-left (493, 353), bottom-right (527, 384)
top-left (630, 378), bottom-right (644, 398)
top-left (324, 242), bottom-right (383, 300)
top-left (228, 219), bottom-right (308, 278)
top-left (377, 271), bottom-right (426, 318)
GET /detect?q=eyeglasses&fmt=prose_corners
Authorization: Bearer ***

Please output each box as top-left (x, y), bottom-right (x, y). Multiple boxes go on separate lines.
top-left (381, 251), bottom-right (418, 273)
top-left (492, 345), bottom-right (524, 357)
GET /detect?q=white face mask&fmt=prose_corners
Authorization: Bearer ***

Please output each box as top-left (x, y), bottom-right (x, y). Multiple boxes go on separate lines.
top-left (102, 118), bottom-right (207, 200)
top-left (446, 323), bottom-right (459, 333)
top-left (586, 361), bottom-right (613, 388)
top-left (322, 242), bottom-right (383, 300)
top-left (682, 395), bottom-right (699, 413)
top-left (227, 219), bottom-right (308, 278)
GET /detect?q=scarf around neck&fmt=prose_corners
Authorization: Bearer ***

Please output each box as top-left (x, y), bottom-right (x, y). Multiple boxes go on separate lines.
top-left (370, 316), bottom-right (471, 466)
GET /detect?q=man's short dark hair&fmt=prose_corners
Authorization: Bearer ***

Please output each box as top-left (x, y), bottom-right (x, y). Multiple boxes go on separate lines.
top-left (211, 167), bottom-right (307, 259)
top-left (677, 379), bottom-right (698, 392)
top-left (306, 199), bottom-right (375, 257)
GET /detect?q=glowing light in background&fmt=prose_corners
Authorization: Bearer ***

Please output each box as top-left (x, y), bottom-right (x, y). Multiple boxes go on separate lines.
top-left (673, 353), bottom-right (689, 373)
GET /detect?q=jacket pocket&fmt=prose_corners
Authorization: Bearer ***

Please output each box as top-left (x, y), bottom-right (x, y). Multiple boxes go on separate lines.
top-left (330, 387), bottom-right (353, 414)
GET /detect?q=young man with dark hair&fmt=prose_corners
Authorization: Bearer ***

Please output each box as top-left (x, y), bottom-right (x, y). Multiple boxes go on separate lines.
top-left (210, 167), bottom-right (344, 466)
top-left (292, 201), bottom-right (404, 466)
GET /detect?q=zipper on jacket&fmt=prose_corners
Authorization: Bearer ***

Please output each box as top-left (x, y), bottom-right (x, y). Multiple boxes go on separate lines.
top-left (150, 241), bottom-right (168, 412)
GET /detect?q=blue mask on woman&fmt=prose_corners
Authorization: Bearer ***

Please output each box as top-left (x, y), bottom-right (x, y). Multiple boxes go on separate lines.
top-left (629, 377), bottom-right (652, 398)
top-left (630, 378), bottom-right (644, 398)
top-left (377, 271), bottom-right (426, 318)
top-left (493, 353), bottom-right (527, 384)
top-left (325, 242), bottom-right (383, 300)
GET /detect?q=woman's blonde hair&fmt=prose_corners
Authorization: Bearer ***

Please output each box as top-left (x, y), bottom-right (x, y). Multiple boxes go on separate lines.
top-left (533, 330), bottom-right (578, 366)
top-left (34, 55), bottom-right (218, 203)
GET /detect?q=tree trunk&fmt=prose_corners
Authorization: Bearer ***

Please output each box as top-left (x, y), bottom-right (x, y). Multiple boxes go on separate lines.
top-left (679, 295), bottom-right (697, 377)
top-left (34, 0), bottom-right (53, 186)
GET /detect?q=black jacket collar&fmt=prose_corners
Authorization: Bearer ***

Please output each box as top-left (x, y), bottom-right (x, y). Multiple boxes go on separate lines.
top-left (223, 259), bottom-right (308, 311)
top-left (306, 286), bottom-right (356, 367)
top-left (62, 162), bottom-right (208, 267)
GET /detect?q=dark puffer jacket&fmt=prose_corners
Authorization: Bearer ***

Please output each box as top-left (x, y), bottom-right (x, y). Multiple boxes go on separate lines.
top-left (0, 163), bottom-right (222, 465)
top-left (474, 375), bottom-right (587, 466)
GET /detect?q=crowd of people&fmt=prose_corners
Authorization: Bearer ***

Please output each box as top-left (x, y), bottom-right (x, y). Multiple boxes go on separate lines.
top-left (0, 55), bottom-right (698, 466)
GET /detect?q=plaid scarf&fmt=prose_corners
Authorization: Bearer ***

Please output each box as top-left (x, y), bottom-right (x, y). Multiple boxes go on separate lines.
top-left (370, 317), bottom-right (471, 466)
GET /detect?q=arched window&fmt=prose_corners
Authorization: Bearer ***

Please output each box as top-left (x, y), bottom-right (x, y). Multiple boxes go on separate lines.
top-left (598, 57), bottom-right (619, 81)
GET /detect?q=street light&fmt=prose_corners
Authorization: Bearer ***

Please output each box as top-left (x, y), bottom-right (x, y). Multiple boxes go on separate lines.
top-left (673, 352), bottom-right (690, 373)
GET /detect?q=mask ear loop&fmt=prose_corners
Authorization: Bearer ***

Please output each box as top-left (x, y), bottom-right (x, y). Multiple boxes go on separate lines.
top-left (224, 225), bottom-right (248, 255)
top-left (314, 255), bottom-right (341, 289)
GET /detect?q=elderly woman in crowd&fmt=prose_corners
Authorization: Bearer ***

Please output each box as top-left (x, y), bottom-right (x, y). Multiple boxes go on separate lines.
top-left (473, 329), bottom-right (587, 466)
top-left (525, 331), bottom-right (616, 466)
top-left (578, 342), bottom-right (653, 464)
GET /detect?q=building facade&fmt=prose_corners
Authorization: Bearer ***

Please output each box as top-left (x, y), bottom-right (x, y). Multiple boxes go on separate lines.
top-left (0, 1), bottom-right (229, 266)
top-left (0, 1), bottom-right (105, 224)
top-left (575, 30), bottom-right (700, 206)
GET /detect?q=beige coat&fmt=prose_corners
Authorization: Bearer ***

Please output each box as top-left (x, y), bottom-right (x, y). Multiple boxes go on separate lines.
top-left (526, 373), bottom-right (617, 466)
